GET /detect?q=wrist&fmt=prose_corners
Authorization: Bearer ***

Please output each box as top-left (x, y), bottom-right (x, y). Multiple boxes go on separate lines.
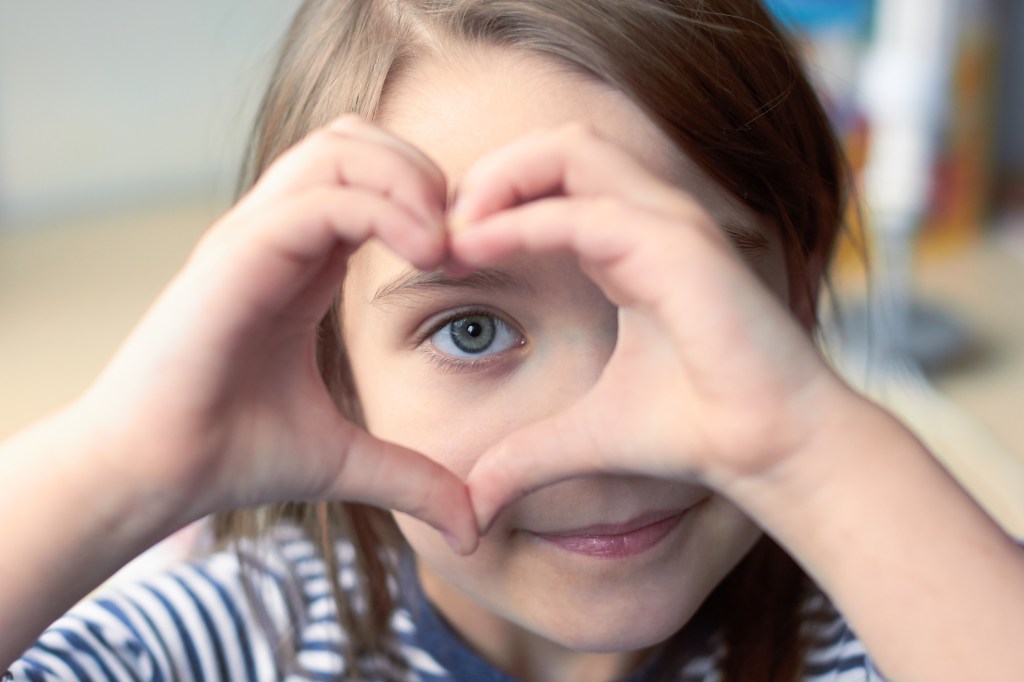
top-left (716, 381), bottom-right (1024, 682)
top-left (717, 377), bottom-right (892, 524)
top-left (69, 396), bottom-right (206, 536)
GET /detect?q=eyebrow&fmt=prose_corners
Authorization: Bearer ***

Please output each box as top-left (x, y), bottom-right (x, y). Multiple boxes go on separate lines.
top-left (371, 221), bottom-right (767, 306)
top-left (371, 267), bottom-right (537, 305)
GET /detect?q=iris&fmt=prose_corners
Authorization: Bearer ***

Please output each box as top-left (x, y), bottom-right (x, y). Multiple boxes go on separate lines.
top-left (449, 315), bottom-right (495, 353)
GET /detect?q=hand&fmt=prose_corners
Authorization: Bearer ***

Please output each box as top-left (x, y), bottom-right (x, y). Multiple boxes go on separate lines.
top-left (449, 123), bottom-right (849, 531)
top-left (75, 116), bottom-right (476, 551)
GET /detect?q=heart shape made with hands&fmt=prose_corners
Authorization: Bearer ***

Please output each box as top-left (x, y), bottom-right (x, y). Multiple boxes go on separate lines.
top-left (169, 116), bottom-right (835, 553)
top-left (438, 124), bottom-right (838, 535)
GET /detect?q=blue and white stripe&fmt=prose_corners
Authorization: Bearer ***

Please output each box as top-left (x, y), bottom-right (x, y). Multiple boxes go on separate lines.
top-left (8, 525), bottom-right (884, 681)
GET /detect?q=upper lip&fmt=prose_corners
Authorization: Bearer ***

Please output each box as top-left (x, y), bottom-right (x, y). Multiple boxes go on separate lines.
top-left (527, 508), bottom-right (691, 538)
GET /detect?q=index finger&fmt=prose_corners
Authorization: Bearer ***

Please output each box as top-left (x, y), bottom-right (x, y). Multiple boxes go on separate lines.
top-left (449, 122), bottom-right (699, 228)
top-left (249, 115), bottom-right (449, 227)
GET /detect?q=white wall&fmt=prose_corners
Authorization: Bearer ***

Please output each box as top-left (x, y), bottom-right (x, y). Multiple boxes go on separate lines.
top-left (0, 1), bottom-right (301, 227)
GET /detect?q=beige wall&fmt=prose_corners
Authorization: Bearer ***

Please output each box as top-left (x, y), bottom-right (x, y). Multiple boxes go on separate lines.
top-left (0, 1), bottom-right (300, 226)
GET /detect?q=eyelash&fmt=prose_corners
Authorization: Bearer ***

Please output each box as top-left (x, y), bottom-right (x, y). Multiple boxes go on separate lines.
top-left (415, 306), bottom-right (525, 375)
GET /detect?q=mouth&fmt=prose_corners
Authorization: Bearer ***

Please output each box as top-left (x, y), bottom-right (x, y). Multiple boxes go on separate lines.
top-left (525, 507), bottom-right (693, 559)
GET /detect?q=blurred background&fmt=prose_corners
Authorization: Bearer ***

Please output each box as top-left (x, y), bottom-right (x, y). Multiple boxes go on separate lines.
top-left (764, 0), bottom-right (1024, 535)
top-left (0, 1), bottom-right (301, 433)
top-left (1, 0), bottom-right (1022, 559)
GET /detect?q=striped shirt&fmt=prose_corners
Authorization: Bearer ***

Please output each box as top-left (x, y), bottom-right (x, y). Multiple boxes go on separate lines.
top-left (8, 525), bottom-right (886, 681)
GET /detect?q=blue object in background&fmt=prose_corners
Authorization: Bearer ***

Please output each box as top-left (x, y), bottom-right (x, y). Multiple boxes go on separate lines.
top-left (764, 0), bottom-right (872, 33)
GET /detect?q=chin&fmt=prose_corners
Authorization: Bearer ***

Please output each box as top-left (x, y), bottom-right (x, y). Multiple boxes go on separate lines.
top-left (400, 496), bottom-right (762, 658)
top-left (507, 578), bottom-right (705, 654)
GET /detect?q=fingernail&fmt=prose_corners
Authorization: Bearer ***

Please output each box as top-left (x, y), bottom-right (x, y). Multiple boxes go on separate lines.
top-left (448, 197), bottom-right (474, 234)
top-left (443, 531), bottom-right (463, 555)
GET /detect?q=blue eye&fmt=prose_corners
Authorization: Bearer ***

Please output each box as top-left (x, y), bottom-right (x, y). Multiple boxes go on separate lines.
top-left (429, 313), bottom-right (521, 359)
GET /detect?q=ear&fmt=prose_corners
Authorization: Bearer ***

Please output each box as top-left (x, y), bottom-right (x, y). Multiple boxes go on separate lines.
top-left (788, 246), bottom-right (827, 333)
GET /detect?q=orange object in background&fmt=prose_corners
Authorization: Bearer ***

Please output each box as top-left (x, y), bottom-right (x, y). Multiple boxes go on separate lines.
top-left (916, 18), bottom-right (998, 259)
top-left (831, 113), bottom-right (871, 285)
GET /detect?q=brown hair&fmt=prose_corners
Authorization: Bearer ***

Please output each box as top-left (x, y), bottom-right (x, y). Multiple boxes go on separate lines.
top-left (215, 1), bottom-right (849, 679)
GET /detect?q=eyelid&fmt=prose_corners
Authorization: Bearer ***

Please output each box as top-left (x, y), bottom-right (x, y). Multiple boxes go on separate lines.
top-left (412, 305), bottom-right (524, 348)
top-left (414, 305), bottom-right (527, 373)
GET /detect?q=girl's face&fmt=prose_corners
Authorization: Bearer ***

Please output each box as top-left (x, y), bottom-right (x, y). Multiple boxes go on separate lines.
top-left (342, 47), bottom-right (790, 669)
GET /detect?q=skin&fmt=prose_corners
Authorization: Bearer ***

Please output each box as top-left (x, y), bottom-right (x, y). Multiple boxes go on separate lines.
top-left (342, 47), bottom-right (783, 679)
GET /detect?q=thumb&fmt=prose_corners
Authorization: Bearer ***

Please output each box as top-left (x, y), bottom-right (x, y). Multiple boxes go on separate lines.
top-left (467, 399), bottom-right (610, 534)
top-left (327, 426), bottom-right (479, 554)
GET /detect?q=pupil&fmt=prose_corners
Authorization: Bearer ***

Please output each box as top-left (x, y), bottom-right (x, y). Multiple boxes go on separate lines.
top-left (451, 316), bottom-right (495, 353)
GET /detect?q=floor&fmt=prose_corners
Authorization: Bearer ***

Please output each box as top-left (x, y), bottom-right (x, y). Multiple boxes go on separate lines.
top-left (2, 203), bottom-right (1023, 537)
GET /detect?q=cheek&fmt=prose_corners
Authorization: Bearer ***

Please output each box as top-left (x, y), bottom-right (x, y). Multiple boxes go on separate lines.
top-left (351, 335), bottom-right (608, 480)
top-left (354, 369), bottom-right (511, 479)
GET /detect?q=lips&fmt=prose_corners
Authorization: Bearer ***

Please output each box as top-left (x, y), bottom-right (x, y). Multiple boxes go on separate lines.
top-left (526, 508), bottom-right (691, 559)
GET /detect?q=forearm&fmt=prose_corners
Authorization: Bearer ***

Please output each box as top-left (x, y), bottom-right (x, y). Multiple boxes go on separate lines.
top-left (0, 405), bottom-right (189, 669)
top-left (729, 388), bottom-right (1024, 682)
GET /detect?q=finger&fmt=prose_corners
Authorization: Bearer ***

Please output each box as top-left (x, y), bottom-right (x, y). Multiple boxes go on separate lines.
top-left (249, 115), bottom-right (448, 230)
top-left (449, 196), bottom-right (775, 396)
top-left (466, 394), bottom-right (617, 535)
top-left (450, 122), bottom-right (699, 227)
top-left (324, 115), bottom-right (449, 198)
top-left (195, 185), bottom-right (445, 332)
top-left (329, 425), bottom-right (479, 554)
top-left (451, 196), bottom-right (733, 311)
top-left (257, 185), bottom-right (447, 270)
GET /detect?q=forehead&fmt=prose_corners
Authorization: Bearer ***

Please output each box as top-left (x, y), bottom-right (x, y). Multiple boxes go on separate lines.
top-left (374, 45), bottom-right (750, 223)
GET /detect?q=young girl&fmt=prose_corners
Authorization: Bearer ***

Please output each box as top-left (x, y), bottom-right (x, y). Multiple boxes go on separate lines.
top-left (3, 1), bottom-right (1022, 680)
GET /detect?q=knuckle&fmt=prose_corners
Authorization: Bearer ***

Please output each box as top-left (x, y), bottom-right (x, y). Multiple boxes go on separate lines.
top-left (285, 130), bottom-right (340, 166)
top-left (327, 113), bottom-right (366, 132)
top-left (307, 126), bottom-right (342, 147)
top-left (561, 120), bottom-right (597, 142)
top-left (296, 184), bottom-right (339, 208)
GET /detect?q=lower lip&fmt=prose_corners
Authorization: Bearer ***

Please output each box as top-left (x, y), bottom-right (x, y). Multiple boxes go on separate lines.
top-left (529, 511), bottom-right (687, 559)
